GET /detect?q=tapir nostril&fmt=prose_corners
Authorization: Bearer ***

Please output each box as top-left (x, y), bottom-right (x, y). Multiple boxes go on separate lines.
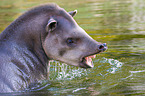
top-left (98, 43), bottom-right (107, 51)
top-left (99, 45), bottom-right (104, 50)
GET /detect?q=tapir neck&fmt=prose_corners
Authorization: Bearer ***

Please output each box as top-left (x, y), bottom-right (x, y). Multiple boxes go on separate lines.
top-left (0, 25), bottom-right (50, 84)
top-left (0, 12), bottom-right (50, 66)
top-left (0, 10), bottom-right (50, 89)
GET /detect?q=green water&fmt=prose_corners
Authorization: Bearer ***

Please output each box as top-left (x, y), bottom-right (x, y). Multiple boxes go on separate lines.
top-left (0, 0), bottom-right (145, 95)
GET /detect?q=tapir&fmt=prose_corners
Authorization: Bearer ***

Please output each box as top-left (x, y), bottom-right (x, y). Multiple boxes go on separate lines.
top-left (0, 4), bottom-right (107, 93)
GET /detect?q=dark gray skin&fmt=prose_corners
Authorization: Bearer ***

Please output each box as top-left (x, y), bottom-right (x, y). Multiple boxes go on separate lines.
top-left (0, 4), bottom-right (107, 93)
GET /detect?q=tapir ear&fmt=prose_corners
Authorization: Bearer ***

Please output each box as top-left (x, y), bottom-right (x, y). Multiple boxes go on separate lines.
top-left (46, 18), bottom-right (57, 32)
top-left (68, 10), bottom-right (77, 17)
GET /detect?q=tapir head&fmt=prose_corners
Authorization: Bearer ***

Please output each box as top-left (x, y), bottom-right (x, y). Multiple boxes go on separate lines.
top-left (42, 6), bottom-right (107, 68)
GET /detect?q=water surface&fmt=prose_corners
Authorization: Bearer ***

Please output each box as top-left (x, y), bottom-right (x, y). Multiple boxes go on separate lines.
top-left (0, 0), bottom-right (145, 95)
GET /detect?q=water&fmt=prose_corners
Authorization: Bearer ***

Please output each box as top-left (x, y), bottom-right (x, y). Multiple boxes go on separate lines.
top-left (0, 0), bottom-right (145, 95)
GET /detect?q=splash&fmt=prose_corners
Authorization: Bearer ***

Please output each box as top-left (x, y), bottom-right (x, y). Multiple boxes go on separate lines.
top-left (48, 60), bottom-right (88, 81)
top-left (96, 57), bottom-right (123, 73)
top-left (25, 58), bottom-right (124, 92)
top-left (48, 58), bottom-right (123, 80)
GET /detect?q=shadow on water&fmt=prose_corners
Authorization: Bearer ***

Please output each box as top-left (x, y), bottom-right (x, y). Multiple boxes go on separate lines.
top-left (0, 0), bottom-right (145, 95)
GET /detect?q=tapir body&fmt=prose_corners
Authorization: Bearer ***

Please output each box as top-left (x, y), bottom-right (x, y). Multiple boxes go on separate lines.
top-left (0, 4), bottom-right (107, 93)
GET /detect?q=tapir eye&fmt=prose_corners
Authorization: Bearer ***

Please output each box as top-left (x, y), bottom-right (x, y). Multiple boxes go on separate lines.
top-left (67, 38), bottom-right (74, 44)
top-left (66, 38), bottom-right (80, 47)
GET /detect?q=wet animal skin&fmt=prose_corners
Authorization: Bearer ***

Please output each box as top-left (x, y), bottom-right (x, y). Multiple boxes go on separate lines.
top-left (0, 4), bottom-right (107, 93)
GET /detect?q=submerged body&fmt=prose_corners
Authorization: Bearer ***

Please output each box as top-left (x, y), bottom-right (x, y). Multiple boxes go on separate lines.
top-left (0, 4), bottom-right (107, 93)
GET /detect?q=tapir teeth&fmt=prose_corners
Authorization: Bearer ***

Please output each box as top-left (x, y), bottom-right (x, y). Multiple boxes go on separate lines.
top-left (83, 55), bottom-right (96, 67)
top-left (85, 57), bottom-right (92, 66)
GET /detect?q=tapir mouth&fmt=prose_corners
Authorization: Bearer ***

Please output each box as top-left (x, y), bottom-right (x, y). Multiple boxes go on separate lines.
top-left (80, 51), bottom-right (102, 68)
top-left (81, 54), bottom-right (96, 68)
top-left (80, 43), bottom-right (107, 68)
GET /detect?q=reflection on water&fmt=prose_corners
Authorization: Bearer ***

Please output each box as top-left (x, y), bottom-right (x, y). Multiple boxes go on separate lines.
top-left (0, 0), bottom-right (145, 95)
